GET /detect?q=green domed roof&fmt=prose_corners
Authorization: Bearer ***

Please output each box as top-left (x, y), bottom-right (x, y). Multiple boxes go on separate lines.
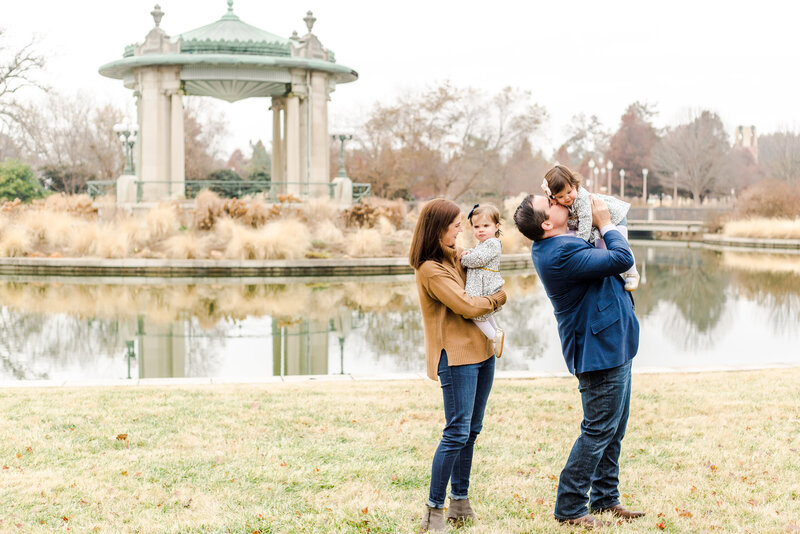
top-left (178, 2), bottom-right (292, 57)
top-left (102, 3), bottom-right (357, 102)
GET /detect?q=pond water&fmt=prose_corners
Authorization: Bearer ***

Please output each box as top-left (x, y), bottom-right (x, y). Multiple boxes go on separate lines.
top-left (1, 242), bottom-right (799, 383)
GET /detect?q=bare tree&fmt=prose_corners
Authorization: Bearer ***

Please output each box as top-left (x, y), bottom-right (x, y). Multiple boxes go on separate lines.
top-left (651, 111), bottom-right (730, 204)
top-left (17, 92), bottom-right (124, 193)
top-left (184, 97), bottom-right (230, 180)
top-left (0, 29), bottom-right (46, 131)
top-left (349, 83), bottom-right (547, 200)
top-left (758, 130), bottom-right (800, 184)
top-left (558, 113), bottom-right (610, 167)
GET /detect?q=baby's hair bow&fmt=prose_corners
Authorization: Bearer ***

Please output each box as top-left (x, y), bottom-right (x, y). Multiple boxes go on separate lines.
top-left (467, 203), bottom-right (479, 220)
top-left (541, 179), bottom-right (553, 198)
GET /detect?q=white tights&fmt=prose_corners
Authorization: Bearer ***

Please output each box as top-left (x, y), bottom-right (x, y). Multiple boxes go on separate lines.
top-left (473, 315), bottom-right (498, 340)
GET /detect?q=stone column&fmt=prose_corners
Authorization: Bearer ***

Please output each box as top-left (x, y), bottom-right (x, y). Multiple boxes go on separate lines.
top-left (310, 71), bottom-right (330, 196)
top-left (135, 66), bottom-right (181, 201)
top-left (169, 90), bottom-right (185, 199)
top-left (285, 94), bottom-right (301, 197)
top-left (271, 98), bottom-right (284, 186)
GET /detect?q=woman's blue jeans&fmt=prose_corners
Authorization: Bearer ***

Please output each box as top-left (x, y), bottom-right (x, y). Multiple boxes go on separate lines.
top-left (427, 350), bottom-right (495, 508)
top-left (554, 360), bottom-right (632, 520)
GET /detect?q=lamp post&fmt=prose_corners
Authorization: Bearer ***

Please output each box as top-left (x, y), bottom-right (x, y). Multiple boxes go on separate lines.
top-left (588, 160), bottom-right (596, 193)
top-left (331, 133), bottom-right (353, 178)
top-left (606, 160), bottom-right (613, 195)
top-left (642, 168), bottom-right (649, 205)
top-left (113, 121), bottom-right (138, 175)
top-left (619, 169), bottom-right (625, 198)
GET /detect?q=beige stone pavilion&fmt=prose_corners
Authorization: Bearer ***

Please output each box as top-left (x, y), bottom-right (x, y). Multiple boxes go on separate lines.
top-left (99, 2), bottom-right (358, 202)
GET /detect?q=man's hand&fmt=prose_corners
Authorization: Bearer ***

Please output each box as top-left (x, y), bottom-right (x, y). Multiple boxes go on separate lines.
top-left (590, 195), bottom-right (612, 228)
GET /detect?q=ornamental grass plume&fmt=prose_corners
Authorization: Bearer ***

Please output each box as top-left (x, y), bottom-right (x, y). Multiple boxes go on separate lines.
top-left (299, 197), bottom-right (341, 224)
top-left (39, 193), bottom-right (97, 217)
top-left (145, 203), bottom-right (180, 242)
top-left (224, 218), bottom-right (310, 260)
top-left (346, 227), bottom-right (383, 257)
top-left (0, 224), bottom-right (31, 257)
top-left (723, 217), bottom-right (800, 240)
top-left (90, 224), bottom-right (129, 258)
top-left (39, 212), bottom-right (81, 252)
top-left (312, 220), bottom-right (345, 248)
top-left (193, 189), bottom-right (223, 230)
top-left (260, 219), bottom-right (310, 259)
top-left (163, 233), bottom-right (203, 259)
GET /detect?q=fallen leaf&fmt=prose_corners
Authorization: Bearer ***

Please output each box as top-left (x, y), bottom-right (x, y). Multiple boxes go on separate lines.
top-left (116, 434), bottom-right (128, 441)
top-left (656, 520), bottom-right (666, 529)
top-left (121, 471), bottom-right (128, 476)
top-left (361, 507), bottom-right (369, 514)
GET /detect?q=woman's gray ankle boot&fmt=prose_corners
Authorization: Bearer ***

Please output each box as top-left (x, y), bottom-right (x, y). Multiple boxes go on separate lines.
top-left (446, 498), bottom-right (476, 522)
top-left (419, 505), bottom-right (446, 532)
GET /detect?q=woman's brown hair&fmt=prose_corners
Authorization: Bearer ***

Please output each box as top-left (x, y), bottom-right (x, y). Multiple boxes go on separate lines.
top-left (544, 165), bottom-right (581, 197)
top-left (409, 198), bottom-right (462, 269)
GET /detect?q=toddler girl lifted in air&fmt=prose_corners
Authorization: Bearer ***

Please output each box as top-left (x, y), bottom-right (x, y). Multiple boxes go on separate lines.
top-left (542, 165), bottom-right (640, 291)
top-left (461, 203), bottom-right (505, 357)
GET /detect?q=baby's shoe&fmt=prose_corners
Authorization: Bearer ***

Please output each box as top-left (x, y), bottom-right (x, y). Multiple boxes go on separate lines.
top-left (624, 269), bottom-right (640, 292)
top-left (493, 329), bottom-right (505, 358)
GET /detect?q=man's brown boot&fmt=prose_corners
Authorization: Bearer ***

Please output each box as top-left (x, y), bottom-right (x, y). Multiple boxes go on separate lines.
top-left (419, 505), bottom-right (445, 532)
top-left (446, 497), bottom-right (476, 523)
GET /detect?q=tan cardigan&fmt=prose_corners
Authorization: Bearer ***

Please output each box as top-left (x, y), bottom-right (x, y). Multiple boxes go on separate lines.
top-left (415, 245), bottom-right (507, 380)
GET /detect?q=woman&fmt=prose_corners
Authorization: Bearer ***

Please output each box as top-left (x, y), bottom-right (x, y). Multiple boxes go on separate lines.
top-left (409, 198), bottom-right (507, 532)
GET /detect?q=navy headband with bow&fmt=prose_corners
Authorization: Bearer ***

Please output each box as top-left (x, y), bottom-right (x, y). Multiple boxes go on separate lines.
top-left (467, 203), bottom-right (479, 220)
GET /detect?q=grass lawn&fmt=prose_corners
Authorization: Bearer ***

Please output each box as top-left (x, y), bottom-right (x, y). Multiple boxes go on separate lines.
top-left (1, 368), bottom-right (798, 533)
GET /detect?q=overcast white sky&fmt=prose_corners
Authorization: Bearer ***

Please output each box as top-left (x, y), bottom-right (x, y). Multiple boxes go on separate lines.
top-left (4, 0), bottom-right (799, 156)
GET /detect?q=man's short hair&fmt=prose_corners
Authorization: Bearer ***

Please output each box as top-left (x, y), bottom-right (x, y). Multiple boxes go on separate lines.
top-left (514, 194), bottom-right (548, 242)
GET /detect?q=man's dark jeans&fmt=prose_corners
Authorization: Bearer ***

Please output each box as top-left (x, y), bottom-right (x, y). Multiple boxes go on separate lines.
top-left (427, 350), bottom-right (494, 508)
top-left (554, 360), bottom-right (632, 520)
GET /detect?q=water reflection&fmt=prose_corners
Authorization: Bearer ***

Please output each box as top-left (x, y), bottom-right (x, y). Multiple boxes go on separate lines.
top-left (0, 243), bottom-right (798, 382)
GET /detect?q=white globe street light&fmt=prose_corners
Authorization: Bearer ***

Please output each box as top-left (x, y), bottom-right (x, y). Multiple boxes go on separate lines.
top-left (606, 160), bottom-right (613, 195)
top-left (619, 169), bottom-right (625, 198)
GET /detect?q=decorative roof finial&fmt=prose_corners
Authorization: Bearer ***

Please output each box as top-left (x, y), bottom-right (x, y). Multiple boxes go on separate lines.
top-left (227, 0), bottom-right (234, 14)
top-left (290, 30), bottom-right (300, 41)
top-left (151, 4), bottom-right (164, 27)
top-left (304, 10), bottom-right (316, 33)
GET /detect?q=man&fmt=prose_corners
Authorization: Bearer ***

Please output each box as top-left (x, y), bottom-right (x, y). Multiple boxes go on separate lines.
top-left (514, 193), bottom-right (645, 529)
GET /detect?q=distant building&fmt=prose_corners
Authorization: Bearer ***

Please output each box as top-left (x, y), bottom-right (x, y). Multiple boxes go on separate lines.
top-left (735, 125), bottom-right (758, 163)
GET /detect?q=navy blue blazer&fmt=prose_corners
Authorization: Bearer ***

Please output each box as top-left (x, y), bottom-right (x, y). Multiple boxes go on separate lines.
top-left (530, 229), bottom-right (639, 375)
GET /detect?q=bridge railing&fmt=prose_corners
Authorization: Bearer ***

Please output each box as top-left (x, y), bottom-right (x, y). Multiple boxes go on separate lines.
top-left (628, 206), bottom-right (731, 222)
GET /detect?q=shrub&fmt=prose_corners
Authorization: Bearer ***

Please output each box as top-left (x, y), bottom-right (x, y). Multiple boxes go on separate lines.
top-left (344, 198), bottom-right (407, 228)
top-left (0, 160), bottom-right (44, 202)
top-left (734, 179), bottom-right (800, 218)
